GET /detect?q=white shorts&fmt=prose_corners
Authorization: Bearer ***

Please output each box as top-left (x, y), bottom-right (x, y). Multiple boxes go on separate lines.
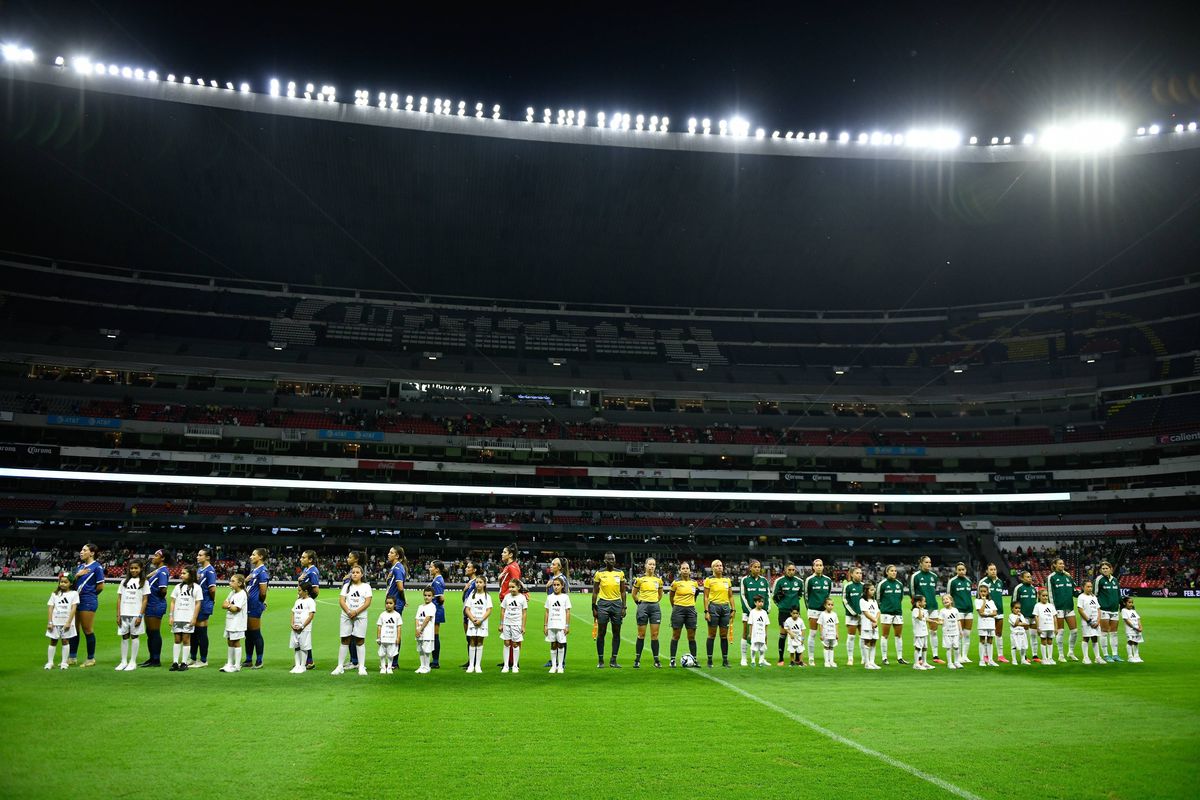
top-left (926, 608), bottom-right (942, 622)
top-left (418, 639), bottom-right (434, 654)
top-left (466, 622), bottom-right (489, 638)
top-left (1100, 610), bottom-right (1119, 622)
top-left (807, 609), bottom-right (821, 621)
top-left (172, 621), bottom-right (194, 635)
top-left (225, 629), bottom-right (245, 642)
top-left (46, 625), bottom-right (76, 641)
top-left (913, 635), bottom-right (927, 649)
top-left (1125, 630), bottom-right (1144, 644)
top-left (1055, 609), bottom-right (1075, 620)
top-left (118, 616), bottom-right (145, 637)
top-left (545, 629), bottom-right (567, 644)
top-left (942, 634), bottom-right (960, 648)
top-left (290, 629), bottom-right (313, 650)
top-left (378, 643), bottom-right (399, 659)
top-left (978, 622), bottom-right (996, 637)
top-left (822, 637), bottom-right (837, 649)
top-left (1080, 618), bottom-right (1100, 638)
top-left (501, 624), bottom-right (524, 643)
top-left (787, 638), bottom-right (805, 653)
top-left (860, 624), bottom-right (876, 639)
top-left (845, 615), bottom-right (860, 628)
top-left (880, 614), bottom-right (902, 626)
top-left (340, 614), bottom-right (367, 639)
top-left (1038, 626), bottom-right (1056, 638)
top-left (750, 637), bottom-right (767, 648)
top-left (1010, 632), bottom-right (1028, 648)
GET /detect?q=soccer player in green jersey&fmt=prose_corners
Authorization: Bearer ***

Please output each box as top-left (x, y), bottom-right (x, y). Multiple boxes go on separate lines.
top-left (804, 559), bottom-right (833, 660)
top-left (1012, 570), bottom-right (1040, 662)
top-left (1047, 558), bottom-right (1079, 661)
top-left (909, 556), bottom-right (943, 665)
top-left (947, 563), bottom-right (975, 663)
top-left (771, 563), bottom-right (803, 666)
top-left (978, 563), bottom-right (1007, 663)
top-left (876, 564), bottom-right (907, 665)
top-left (842, 566), bottom-right (864, 666)
top-left (1095, 561), bottom-right (1122, 662)
top-left (739, 560), bottom-right (771, 666)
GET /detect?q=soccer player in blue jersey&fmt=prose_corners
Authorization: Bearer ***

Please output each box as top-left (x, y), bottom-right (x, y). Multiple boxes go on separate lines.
top-left (460, 559), bottom-right (479, 670)
top-left (299, 550), bottom-right (321, 669)
top-left (189, 548), bottom-right (218, 668)
top-left (243, 548), bottom-right (270, 669)
top-left (139, 549), bottom-right (170, 668)
top-left (430, 561), bottom-right (446, 669)
top-left (386, 546), bottom-right (409, 668)
top-left (68, 543), bottom-right (105, 667)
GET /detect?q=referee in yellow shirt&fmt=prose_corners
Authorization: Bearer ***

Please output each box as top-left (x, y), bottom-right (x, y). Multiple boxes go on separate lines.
top-left (591, 551), bottom-right (629, 668)
top-left (632, 558), bottom-right (664, 669)
top-left (703, 559), bottom-right (735, 668)
top-left (668, 561), bottom-right (701, 667)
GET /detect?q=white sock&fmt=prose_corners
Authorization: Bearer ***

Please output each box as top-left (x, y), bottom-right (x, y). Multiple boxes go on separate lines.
top-left (119, 638), bottom-right (129, 664)
top-left (338, 644), bottom-right (349, 668)
top-left (1100, 633), bottom-right (1110, 657)
top-left (1054, 629), bottom-right (1063, 657)
top-left (740, 639), bottom-right (748, 659)
top-left (846, 634), bottom-right (856, 662)
top-left (512, 646), bottom-right (521, 668)
top-left (807, 631), bottom-right (816, 658)
top-left (929, 634), bottom-right (938, 658)
top-left (171, 643), bottom-right (181, 664)
top-left (127, 638), bottom-right (139, 664)
top-left (47, 644), bottom-right (56, 664)
top-left (1068, 629), bottom-right (1078, 656)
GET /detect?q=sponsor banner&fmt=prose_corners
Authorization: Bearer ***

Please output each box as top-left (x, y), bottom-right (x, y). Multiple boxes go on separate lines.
top-left (1124, 587), bottom-right (1200, 599)
top-left (359, 460), bottom-right (414, 471)
top-left (469, 522), bottom-right (522, 530)
top-left (0, 443), bottom-right (60, 464)
top-left (316, 429), bottom-right (385, 442)
top-left (990, 472), bottom-right (1052, 483)
top-left (47, 414), bottom-right (121, 429)
top-left (866, 446), bottom-right (925, 456)
top-left (536, 467), bottom-right (588, 477)
top-left (783, 471), bottom-right (837, 483)
top-left (1158, 430), bottom-right (1200, 445)
top-left (884, 473), bottom-right (936, 484)
top-left (959, 520), bottom-right (992, 530)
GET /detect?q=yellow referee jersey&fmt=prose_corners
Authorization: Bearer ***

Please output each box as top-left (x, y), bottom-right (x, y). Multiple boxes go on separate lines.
top-left (703, 576), bottom-right (733, 606)
top-left (670, 579), bottom-right (699, 607)
top-left (632, 575), bottom-right (663, 602)
top-left (595, 570), bottom-right (625, 601)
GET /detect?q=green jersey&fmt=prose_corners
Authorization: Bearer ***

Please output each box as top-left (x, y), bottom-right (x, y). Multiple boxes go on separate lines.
top-left (877, 578), bottom-right (904, 615)
top-left (1047, 571), bottom-right (1077, 611)
top-left (843, 581), bottom-right (864, 616)
top-left (1013, 582), bottom-right (1038, 618)
top-left (947, 575), bottom-right (975, 614)
top-left (1095, 574), bottom-right (1120, 612)
top-left (978, 576), bottom-right (1005, 614)
top-left (739, 575), bottom-right (771, 613)
top-left (804, 574), bottom-right (833, 612)
top-left (772, 575), bottom-right (803, 611)
top-left (909, 569), bottom-right (939, 610)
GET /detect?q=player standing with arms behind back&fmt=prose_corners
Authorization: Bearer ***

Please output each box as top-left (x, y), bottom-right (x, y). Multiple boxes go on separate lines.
top-left (414, 588), bottom-right (437, 674)
top-left (632, 558), bottom-right (664, 669)
top-left (1012, 570), bottom-right (1040, 663)
top-left (168, 565), bottom-right (202, 671)
top-left (1047, 558), bottom-right (1079, 661)
top-left (592, 552), bottom-right (628, 668)
top-left (1095, 561), bottom-right (1122, 662)
top-left (746, 595), bottom-right (771, 666)
top-left (876, 565), bottom-right (906, 665)
top-left (668, 562), bottom-right (700, 667)
top-left (376, 595), bottom-right (402, 675)
top-left (243, 548), bottom-right (270, 669)
top-left (702, 560), bottom-right (734, 668)
top-left (334, 565), bottom-right (372, 676)
top-left (1077, 580), bottom-right (1103, 665)
top-left (910, 557), bottom-right (942, 665)
top-left (290, 581), bottom-right (316, 674)
top-left (738, 559), bottom-right (770, 666)
top-left (978, 563), bottom-right (1007, 663)
top-left (190, 548), bottom-right (217, 669)
top-left (140, 549), bottom-right (169, 668)
top-left (842, 566), bottom-right (864, 666)
top-left (947, 563), bottom-right (975, 664)
top-left (803, 559), bottom-right (832, 665)
top-left (298, 550), bottom-right (321, 670)
top-left (772, 563), bottom-right (803, 666)
top-left (219, 574), bottom-right (247, 672)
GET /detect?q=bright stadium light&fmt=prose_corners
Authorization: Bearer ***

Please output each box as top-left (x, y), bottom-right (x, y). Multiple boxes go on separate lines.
top-left (688, 117), bottom-right (697, 134)
top-left (730, 116), bottom-right (750, 137)
top-left (493, 104), bottom-right (501, 119)
top-left (702, 118), bottom-right (711, 134)
top-left (72, 56), bottom-right (91, 74)
top-left (838, 131), bottom-right (850, 143)
top-left (1190, 122), bottom-right (1198, 132)
top-left (578, 110), bottom-right (587, 126)
top-left (1041, 119), bottom-right (1124, 151)
top-left (1148, 124), bottom-right (1160, 134)
top-left (1023, 133), bottom-right (1035, 144)
top-left (2, 43), bottom-right (36, 63)
top-left (121, 66), bottom-right (132, 78)
top-left (818, 131), bottom-right (828, 141)
top-left (54, 55), bottom-right (65, 67)
top-left (0, 466), bottom-right (1073, 505)
top-left (225, 81), bottom-right (234, 91)
top-left (134, 68), bottom-right (145, 80)
top-left (108, 64), bottom-right (118, 76)
top-left (166, 73), bottom-right (175, 82)
top-left (183, 76), bottom-right (192, 84)
top-left (857, 132), bottom-right (868, 144)
top-left (968, 135), bottom-right (978, 144)
top-left (269, 78), bottom-right (279, 96)
top-left (239, 82), bottom-right (250, 93)
top-left (147, 70), bottom-right (158, 81)
top-left (756, 127), bottom-right (766, 139)
top-left (771, 130), bottom-right (780, 138)
top-left (718, 119), bottom-right (728, 135)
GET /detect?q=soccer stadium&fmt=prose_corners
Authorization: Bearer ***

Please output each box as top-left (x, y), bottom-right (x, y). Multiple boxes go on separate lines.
top-left (1, 7), bottom-right (1199, 799)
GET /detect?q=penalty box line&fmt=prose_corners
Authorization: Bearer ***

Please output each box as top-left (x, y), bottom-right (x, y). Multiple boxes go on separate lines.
top-left (574, 610), bottom-right (984, 800)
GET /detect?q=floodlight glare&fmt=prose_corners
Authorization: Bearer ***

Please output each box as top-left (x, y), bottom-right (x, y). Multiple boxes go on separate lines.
top-left (54, 55), bottom-right (65, 67)
top-left (1023, 133), bottom-right (1035, 144)
top-left (1148, 124), bottom-right (1160, 134)
top-left (729, 116), bottom-right (750, 137)
top-left (969, 135), bottom-right (978, 144)
top-left (1041, 119), bottom-right (1124, 151)
top-left (838, 131), bottom-right (850, 143)
top-left (2, 43), bottom-right (35, 63)
top-left (72, 56), bottom-right (91, 74)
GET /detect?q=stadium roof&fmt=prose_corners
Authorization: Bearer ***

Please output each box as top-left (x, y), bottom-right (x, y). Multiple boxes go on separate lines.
top-left (3, 61), bottom-right (1200, 310)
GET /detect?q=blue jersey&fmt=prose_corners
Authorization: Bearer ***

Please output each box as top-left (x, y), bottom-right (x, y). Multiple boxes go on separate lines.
top-left (74, 561), bottom-right (105, 599)
top-left (300, 565), bottom-right (321, 594)
top-left (431, 574), bottom-right (446, 624)
top-left (197, 564), bottom-right (218, 616)
top-left (246, 565), bottom-right (269, 615)
top-left (146, 565), bottom-right (170, 617)
top-left (461, 577), bottom-right (477, 617)
top-left (386, 562), bottom-right (408, 607)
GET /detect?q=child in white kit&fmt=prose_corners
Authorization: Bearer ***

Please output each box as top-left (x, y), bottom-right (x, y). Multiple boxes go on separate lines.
top-left (1121, 596), bottom-right (1144, 663)
top-left (220, 574), bottom-right (248, 672)
top-left (414, 588), bottom-right (437, 674)
top-left (1033, 589), bottom-right (1058, 665)
top-left (858, 584), bottom-right (880, 670)
top-left (911, 594), bottom-right (933, 670)
top-left (544, 577), bottom-right (572, 673)
top-left (817, 598), bottom-right (840, 668)
top-left (500, 580), bottom-right (528, 673)
top-left (376, 595), bottom-right (402, 674)
top-left (975, 585), bottom-right (999, 667)
top-left (289, 581), bottom-right (316, 674)
top-left (1007, 605), bottom-right (1030, 665)
top-left (45, 573), bottom-right (79, 670)
top-left (746, 596), bottom-right (771, 667)
top-left (940, 595), bottom-right (962, 669)
top-left (783, 607), bottom-right (807, 666)
top-left (1077, 581), bottom-right (1102, 665)
top-left (115, 558), bottom-right (149, 671)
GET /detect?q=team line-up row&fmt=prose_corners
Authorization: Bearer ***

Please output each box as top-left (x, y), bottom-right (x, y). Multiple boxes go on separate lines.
top-left (45, 546), bottom-right (1147, 673)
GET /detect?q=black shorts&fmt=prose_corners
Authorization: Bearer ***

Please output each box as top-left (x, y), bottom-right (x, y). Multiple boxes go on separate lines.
top-left (777, 609), bottom-right (799, 627)
top-left (671, 606), bottom-right (697, 630)
top-left (596, 599), bottom-right (625, 624)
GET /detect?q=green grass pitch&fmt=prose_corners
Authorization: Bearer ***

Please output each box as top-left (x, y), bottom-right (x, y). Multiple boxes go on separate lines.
top-left (1, 584), bottom-right (1197, 800)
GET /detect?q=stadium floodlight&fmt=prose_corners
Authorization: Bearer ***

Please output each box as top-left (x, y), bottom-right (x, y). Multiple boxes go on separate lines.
top-left (649, 115), bottom-right (658, 131)
top-left (1190, 122), bottom-right (1198, 132)
top-left (54, 55), bottom-right (65, 67)
top-left (693, 363), bottom-right (707, 372)
top-left (108, 64), bottom-right (118, 76)
top-left (424, 351), bottom-right (441, 361)
top-left (990, 136), bottom-right (999, 145)
top-left (270, 78), bottom-right (279, 96)
top-left (475, 101), bottom-right (484, 118)
top-left (832, 366), bottom-right (848, 375)
top-left (72, 56), bottom-right (91, 74)
top-left (210, 80), bottom-right (218, 88)
top-left (3, 43), bottom-right (36, 63)
top-left (493, 104), bottom-right (501, 120)
top-left (636, 113), bottom-right (645, 131)
top-left (702, 118), bottom-right (711, 134)
top-left (818, 131), bottom-right (828, 141)
top-left (543, 107), bottom-right (551, 124)
top-left (419, 96), bottom-right (428, 112)
top-left (166, 73), bottom-right (175, 82)
top-left (893, 133), bottom-right (904, 146)
top-left (1023, 133), bottom-right (1035, 144)
top-left (660, 116), bottom-right (669, 132)
top-left (1136, 126), bottom-right (1146, 135)
top-left (597, 110), bottom-right (606, 127)
top-left (578, 109), bottom-right (587, 126)
top-left (718, 119), bottom-right (728, 135)
top-left (869, 131), bottom-right (883, 145)
top-left (857, 132), bottom-right (868, 144)
top-left (838, 131), bottom-right (850, 143)
top-left (183, 76), bottom-right (192, 84)
top-left (756, 128), bottom-right (766, 139)
top-left (0, 466), bottom-right (1073, 505)
top-left (730, 116), bottom-right (750, 137)
top-left (1041, 119), bottom-right (1124, 151)
top-left (134, 68), bottom-right (145, 80)
top-left (458, 100), bottom-right (466, 116)
top-left (147, 70), bottom-right (157, 81)
top-left (1148, 124), bottom-right (1160, 134)
top-left (121, 66), bottom-right (133, 78)
top-left (688, 117), bottom-right (697, 133)
top-left (968, 135), bottom-right (978, 144)
top-left (1174, 123), bottom-right (1184, 133)
top-left (224, 81), bottom-right (233, 91)
top-left (951, 364), bottom-right (967, 374)
top-left (239, 82), bottom-right (249, 93)
top-left (1003, 135), bottom-right (1012, 144)
top-left (390, 93), bottom-right (400, 110)
top-left (771, 130), bottom-right (780, 139)
top-left (268, 341), bottom-right (286, 351)
top-left (548, 357), bottom-right (565, 367)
